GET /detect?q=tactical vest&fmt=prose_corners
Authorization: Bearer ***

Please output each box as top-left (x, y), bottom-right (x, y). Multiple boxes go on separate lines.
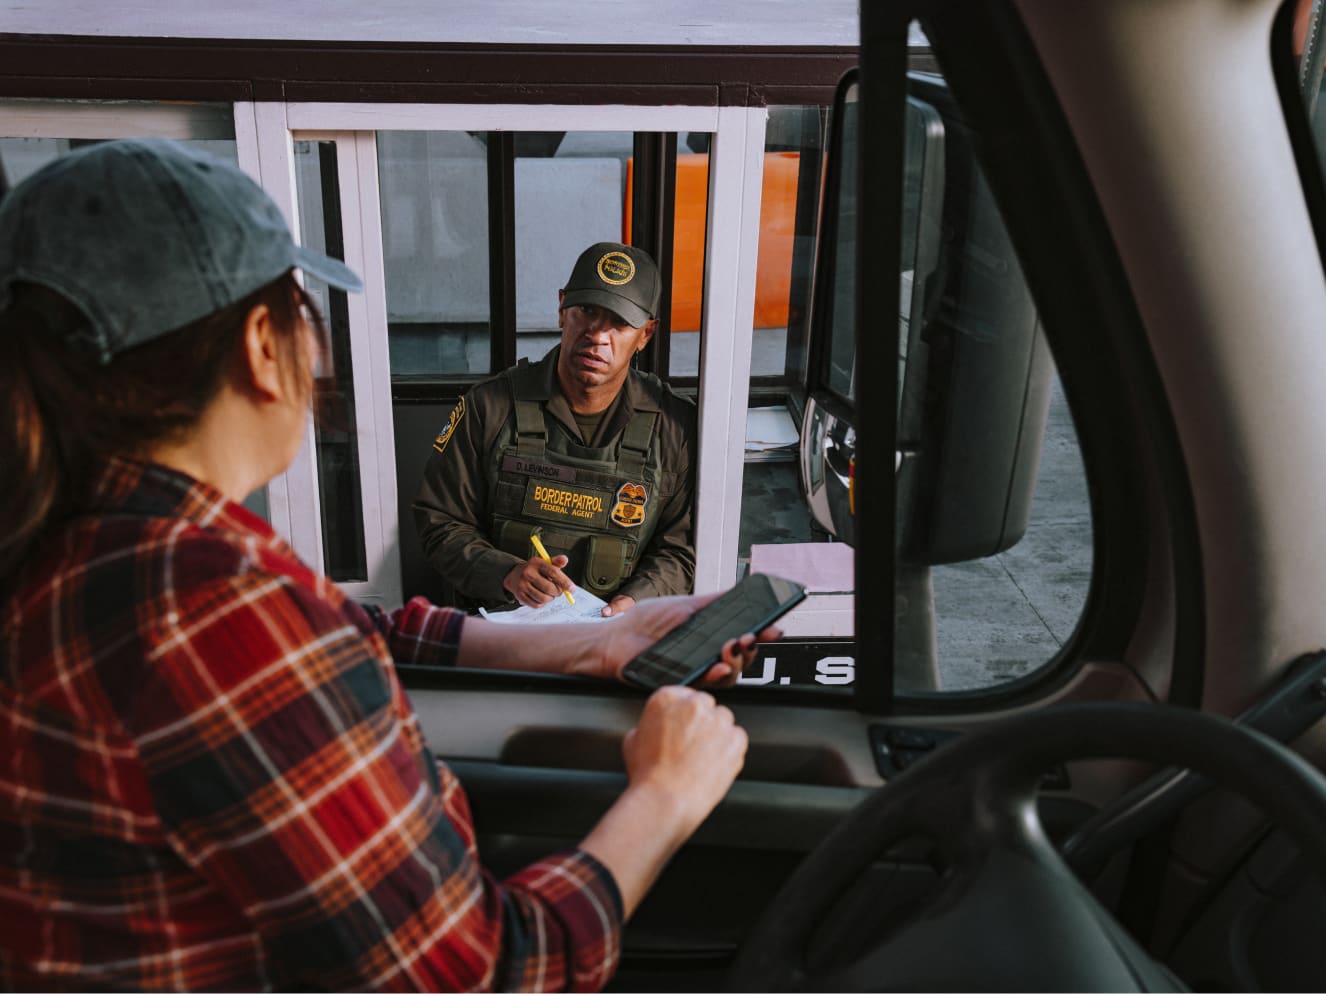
top-left (489, 360), bottom-right (667, 597)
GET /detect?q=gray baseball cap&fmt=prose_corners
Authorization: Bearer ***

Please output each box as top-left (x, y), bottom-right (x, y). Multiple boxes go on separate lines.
top-left (561, 241), bottom-right (660, 329)
top-left (0, 137), bottom-right (362, 364)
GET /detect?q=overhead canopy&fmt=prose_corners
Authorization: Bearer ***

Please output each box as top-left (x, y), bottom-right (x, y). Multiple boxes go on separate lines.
top-left (0, 0), bottom-right (861, 47)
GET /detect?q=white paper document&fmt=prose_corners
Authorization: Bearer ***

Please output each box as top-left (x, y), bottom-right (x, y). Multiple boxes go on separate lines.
top-left (477, 586), bottom-right (619, 624)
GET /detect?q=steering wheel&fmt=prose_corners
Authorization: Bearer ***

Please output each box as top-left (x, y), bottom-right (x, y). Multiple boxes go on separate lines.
top-left (727, 702), bottom-right (1326, 992)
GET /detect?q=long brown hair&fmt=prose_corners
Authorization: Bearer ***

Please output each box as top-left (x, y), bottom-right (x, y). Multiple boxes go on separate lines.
top-left (0, 272), bottom-right (327, 586)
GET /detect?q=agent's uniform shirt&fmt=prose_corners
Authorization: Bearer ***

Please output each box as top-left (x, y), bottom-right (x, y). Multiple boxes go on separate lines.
top-left (413, 347), bottom-right (696, 609)
top-left (0, 457), bottom-right (622, 992)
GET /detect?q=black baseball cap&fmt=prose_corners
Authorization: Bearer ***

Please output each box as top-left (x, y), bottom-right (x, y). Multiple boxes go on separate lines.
top-left (561, 242), bottom-right (660, 329)
top-left (0, 137), bottom-right (362, 364)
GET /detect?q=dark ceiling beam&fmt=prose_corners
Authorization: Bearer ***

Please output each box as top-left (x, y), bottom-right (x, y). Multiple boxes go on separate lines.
top-left (0, 35), bottom-right (858, 105)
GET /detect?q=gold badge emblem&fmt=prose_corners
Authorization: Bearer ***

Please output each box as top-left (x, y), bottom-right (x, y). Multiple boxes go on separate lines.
top-left (432, 397), bottom-right (465, 455)
top-left (597, 251), bottom-right (636, 286)
top-left (611, 481), bottom-right (649, 527)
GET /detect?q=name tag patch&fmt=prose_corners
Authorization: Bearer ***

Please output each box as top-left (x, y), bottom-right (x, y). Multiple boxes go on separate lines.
top-left (523, 479), bottom-right (610, 528)
top-left (501, 454), bottom-right (576, 483)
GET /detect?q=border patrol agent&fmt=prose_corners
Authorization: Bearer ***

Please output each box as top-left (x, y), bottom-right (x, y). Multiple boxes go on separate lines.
top-left (413, 242), bottom-right (696, 616)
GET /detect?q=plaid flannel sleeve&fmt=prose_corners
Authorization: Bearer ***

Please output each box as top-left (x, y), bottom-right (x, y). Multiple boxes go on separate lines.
top-left (133, 569), bottom-right (622, 992)
top-left (363, 595), bottom-right (466, 667)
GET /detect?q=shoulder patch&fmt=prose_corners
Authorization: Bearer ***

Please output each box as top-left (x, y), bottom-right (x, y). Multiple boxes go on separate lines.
top-left (433, 397), bottom-right (466, 455)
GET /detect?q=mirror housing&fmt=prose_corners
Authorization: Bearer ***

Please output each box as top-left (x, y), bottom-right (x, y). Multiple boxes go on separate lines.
top-left (801, 71), bottom-right (1052, 565)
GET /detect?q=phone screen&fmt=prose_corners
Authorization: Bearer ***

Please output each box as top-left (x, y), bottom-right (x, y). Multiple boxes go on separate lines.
top-left (621, 573), bottom-right (807, 690)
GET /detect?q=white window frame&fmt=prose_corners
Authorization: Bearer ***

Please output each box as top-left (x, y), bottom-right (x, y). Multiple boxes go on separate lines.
top-left (234, 100), bottom-right (771, 611)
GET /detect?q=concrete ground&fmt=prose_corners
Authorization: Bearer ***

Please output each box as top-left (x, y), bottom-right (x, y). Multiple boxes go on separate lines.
top-left (929, 377), bottom-right (1091, 690)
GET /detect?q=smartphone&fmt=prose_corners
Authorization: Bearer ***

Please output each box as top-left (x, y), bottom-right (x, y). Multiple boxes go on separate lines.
top-left (621, 573), bottom-right (807, 690)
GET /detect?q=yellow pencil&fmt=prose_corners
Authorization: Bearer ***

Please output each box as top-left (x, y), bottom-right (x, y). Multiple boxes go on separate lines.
top-left (529, 533), bottom-right (574, 605)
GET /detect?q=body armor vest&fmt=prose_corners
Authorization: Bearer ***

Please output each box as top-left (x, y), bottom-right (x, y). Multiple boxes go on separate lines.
top-left (489, 360), bottom-right (666, 597)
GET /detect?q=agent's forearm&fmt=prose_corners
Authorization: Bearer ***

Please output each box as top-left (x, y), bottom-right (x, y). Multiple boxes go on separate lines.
top-left (416, 515), bottom-right (521, 604)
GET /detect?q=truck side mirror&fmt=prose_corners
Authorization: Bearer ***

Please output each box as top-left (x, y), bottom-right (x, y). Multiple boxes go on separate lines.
top-left (801, 70), bottom-right (1052, 565)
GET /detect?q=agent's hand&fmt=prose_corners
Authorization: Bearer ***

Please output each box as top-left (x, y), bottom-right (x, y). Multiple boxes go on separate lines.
top-left (583, 592), bottom-right (782, 686)
top-left (623, 685), bottom-right (748, 829)
top-left (602, 594), bottom-right (636, 617)
top-left (502, 554), bottom-right (574, 608)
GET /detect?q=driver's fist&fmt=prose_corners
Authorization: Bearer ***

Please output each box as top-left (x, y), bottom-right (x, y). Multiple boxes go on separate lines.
top-left (624, 685), bottom-right (747, 828)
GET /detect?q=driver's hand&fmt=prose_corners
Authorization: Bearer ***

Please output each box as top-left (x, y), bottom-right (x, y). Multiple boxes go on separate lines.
top-left (502, 555), bottom-right (573, 608)
top-left (589, 593), bottom-right (783, 686)
top-left (623, 685), bottom-right (747, 827)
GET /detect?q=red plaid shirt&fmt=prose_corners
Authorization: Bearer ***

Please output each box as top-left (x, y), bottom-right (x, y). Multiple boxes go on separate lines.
top-left (0, 457), bottom-right (622, 992)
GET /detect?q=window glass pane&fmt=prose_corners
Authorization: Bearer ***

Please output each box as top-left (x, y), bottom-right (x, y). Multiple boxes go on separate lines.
top-left (377, 131), bottom-right (491, 378)
top-left (761, 39), bottom-right (1093, 694)
top-left (824, 91), bottom-right (858, 405)
top-left (387, 130), bottom-right (700, 613)
top-left (0, 136), bottom-right (61, 188)
top-left (667, 132), bottom-right (711, 377)
top-left (738, 107), bottom-right (833, 601)
top-left (294, 140), bottom-right (368, 583)
top-left (515, 130), bottom-right (632, 364)
top-left (0, 135), bottom-right (238, 198)
top-left (752, 107), bottom-right (826, 380)
top-left (894, 48), bottom-right (1091, 694)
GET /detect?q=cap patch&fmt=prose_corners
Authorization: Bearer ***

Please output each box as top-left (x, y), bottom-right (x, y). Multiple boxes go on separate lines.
top-left (597, 251), bottom-right (636, 286)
